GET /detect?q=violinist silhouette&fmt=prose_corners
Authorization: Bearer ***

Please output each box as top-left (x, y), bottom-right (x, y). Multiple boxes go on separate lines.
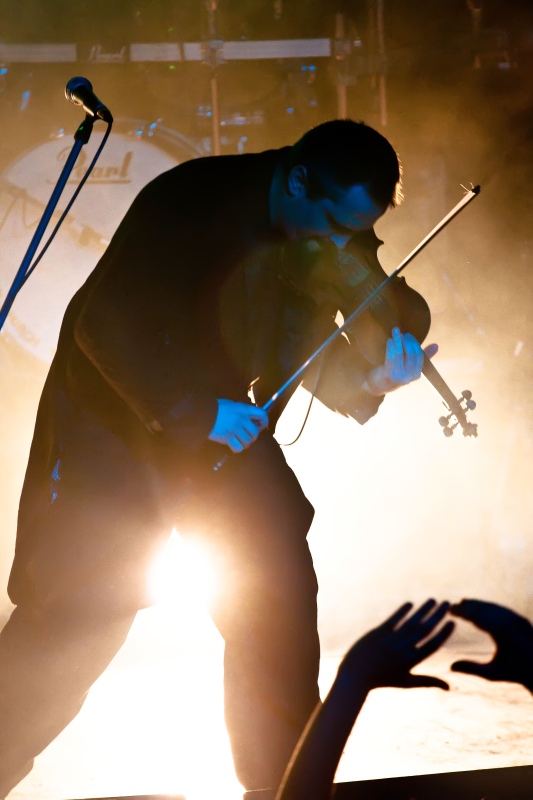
top-left (0, 119), bottom-right (436, 798)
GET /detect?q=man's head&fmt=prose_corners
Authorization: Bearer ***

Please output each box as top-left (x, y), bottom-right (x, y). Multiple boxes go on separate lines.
top-left (271, 119), bottom-right (402, 246)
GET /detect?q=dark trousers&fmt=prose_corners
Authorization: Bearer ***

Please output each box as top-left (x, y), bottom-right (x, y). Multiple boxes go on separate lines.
top-left (0, 427), bottom-right (320, 796)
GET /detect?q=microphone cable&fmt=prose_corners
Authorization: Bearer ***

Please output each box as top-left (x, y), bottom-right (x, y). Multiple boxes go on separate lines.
top-left (21, 119), bottom-right (113, 287)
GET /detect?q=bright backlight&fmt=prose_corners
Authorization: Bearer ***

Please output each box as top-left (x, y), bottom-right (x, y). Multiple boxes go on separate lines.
top-left (147, 528), bottom-right (218, 610)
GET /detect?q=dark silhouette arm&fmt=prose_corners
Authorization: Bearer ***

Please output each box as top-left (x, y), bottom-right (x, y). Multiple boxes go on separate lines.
top-left (277, 600), bottom-right (454, 800)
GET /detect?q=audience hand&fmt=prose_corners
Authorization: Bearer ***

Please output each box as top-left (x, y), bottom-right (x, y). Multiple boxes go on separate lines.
top-left (339, 599), bottom-right (455, 691)
top-left (450, 599), bottom-right (533, 691)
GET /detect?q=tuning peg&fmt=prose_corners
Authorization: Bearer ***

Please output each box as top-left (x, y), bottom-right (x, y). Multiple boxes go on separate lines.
top-left (439, 415), bottom-right (455, 436)
top-left (461, 389), bottom-right (476, 411)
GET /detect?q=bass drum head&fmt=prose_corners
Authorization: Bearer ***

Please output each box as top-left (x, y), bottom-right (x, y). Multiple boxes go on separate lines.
top-left (0, 119), bottom-right (204, 366)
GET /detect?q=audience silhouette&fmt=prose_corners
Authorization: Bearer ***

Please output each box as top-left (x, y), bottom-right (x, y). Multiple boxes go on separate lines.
top-left (275, 597), bottom-right (533, 800)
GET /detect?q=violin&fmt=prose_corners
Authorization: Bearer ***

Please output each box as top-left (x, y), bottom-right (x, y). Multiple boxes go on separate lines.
top-left (278, 229), bottom-right (478, 439)
top-left (214, 187), bottom-right (479, 471)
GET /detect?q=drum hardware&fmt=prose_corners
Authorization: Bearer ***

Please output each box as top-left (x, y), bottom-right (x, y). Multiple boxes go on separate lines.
top-left (204, 0), bottom-right (223, 155)
top-left (220, 110), bottom-right (265, 126)
top-left (0, 4), bottom-right (392, 162)
top-left (196, 108), bottom-right (265, 127)
top-left (335, 4), bottom-right (387, 125)
top-left (195, 109), bottom-right (263, 154)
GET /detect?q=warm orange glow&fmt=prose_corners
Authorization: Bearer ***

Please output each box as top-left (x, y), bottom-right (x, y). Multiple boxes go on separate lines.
top-left (147, 528), bottom-right (220, 611)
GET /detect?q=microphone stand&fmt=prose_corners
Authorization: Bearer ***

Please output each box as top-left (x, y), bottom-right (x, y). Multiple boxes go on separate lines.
top-left (0, 113), bottom-right (96, 332)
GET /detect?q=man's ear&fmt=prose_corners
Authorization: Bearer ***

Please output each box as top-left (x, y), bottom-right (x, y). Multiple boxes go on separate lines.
top-left (286, 165), bottom-right (308, 197)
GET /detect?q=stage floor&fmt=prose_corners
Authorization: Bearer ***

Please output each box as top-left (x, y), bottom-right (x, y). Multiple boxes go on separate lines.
top-left (7, 603), bottom-right (533, 800)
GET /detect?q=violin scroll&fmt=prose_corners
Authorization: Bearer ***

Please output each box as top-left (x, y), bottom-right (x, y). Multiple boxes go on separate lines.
top-left (438, 389), bottom-right (478, 438)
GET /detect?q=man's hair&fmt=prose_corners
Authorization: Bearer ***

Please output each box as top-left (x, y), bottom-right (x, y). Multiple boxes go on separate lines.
top-left (284, 119), bottom-right (402, 208)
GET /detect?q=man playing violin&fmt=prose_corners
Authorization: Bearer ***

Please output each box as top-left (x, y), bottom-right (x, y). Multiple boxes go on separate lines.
top-left (0, 119), bottom-right (434, 798)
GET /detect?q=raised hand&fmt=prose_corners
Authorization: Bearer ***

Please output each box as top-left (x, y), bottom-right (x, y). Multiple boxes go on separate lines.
top-left (208, 398), bottom-right (269, 453)
top-left (276, 600), bottom-right (454, 800)
top-left (339, 599), bottom-right (455, 690)
top-left (364, 327), bottom-right (438, 395)
top-left (450, 599), bottom-right (533, 692)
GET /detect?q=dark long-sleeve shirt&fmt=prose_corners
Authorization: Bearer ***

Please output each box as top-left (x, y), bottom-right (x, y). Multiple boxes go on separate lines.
top-left (25, 147), bottom-right (386, 491)
top-left (11, 147), bottom-right (392, 598)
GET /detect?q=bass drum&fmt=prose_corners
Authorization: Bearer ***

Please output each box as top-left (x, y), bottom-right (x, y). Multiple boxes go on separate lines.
top-left (0, 119), bottom-right (205, 367)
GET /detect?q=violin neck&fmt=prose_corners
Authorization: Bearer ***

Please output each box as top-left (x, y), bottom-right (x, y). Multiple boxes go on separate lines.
top-left (422, 354), bottom-right (464, 419)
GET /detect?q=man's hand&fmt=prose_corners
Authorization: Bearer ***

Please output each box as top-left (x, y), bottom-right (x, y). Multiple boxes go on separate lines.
top-left (208, 399), bottom-right (269, 453)
top-left (339, 599), bottom-right (455, 691)
top-left (363, 327), bottom-right (439, 395)
top-left (450, 599), bottom-right (533, 692)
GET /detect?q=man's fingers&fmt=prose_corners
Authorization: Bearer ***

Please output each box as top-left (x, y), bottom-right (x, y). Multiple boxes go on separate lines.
top-left (247, 407), bottom-right (269, 428)
top-left (238, 427), bottom-right (255, 445)
top-left (391, 326), bottom-right (404, 357)
top-left (402, 332), bottom-right (423, 377)
top-left (386, 329), bottom-right (424, 383)
top-left (209, 399), bottom-right (269, 452)
top-left (241, 420), bottom-right (263, 440)
top-left (250, 416), bottom-right (268, 432)
top-left (385, 335), bottom-right (396, 367)
top-left (235, 404), bottom-right (269, 445)
top-left (424, 342), bottom-right (439, 360)
top-left (229, 435), bottom-right (244, 454)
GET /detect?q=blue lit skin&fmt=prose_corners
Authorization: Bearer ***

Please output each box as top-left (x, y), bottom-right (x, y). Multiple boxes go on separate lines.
top-left (270, 163), bottom-right (386, 248)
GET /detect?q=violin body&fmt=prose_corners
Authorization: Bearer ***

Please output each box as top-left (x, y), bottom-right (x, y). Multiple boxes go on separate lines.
top-left (279, 229), bottom-right (477, 438)
top-left (281, 231), bottom-right (431, 366)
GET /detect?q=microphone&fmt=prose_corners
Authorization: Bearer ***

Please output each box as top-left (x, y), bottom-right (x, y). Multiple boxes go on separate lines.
top-left (65, 76), bottom-right (113, 123)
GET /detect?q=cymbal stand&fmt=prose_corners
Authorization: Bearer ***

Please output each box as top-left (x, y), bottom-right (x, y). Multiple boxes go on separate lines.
top-left (204, 0), bottom-right (223, 155)
top-left (334, 13), bottom-right (349, 118)
top-left (333, 2), bottom-right (388, 126)
top-left (375, 0), bottom-right (388, 126)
